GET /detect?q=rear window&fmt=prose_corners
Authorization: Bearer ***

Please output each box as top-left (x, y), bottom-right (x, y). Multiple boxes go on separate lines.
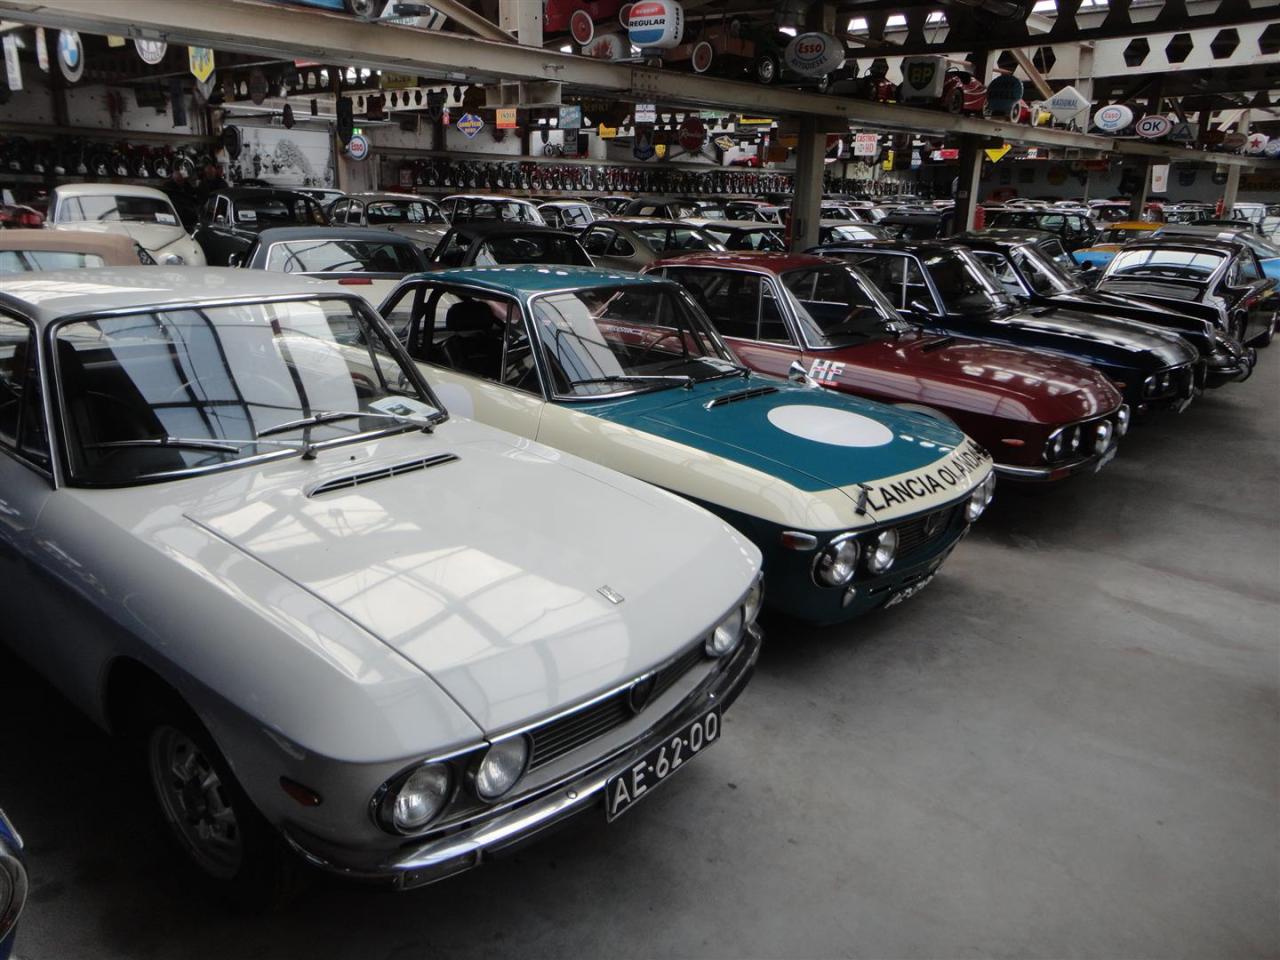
top-left (56, 194), bottom-right (178, 225)
top-left (0, 250), bottom-right (108, 272)
top-left (1107, 248), bottom-right (1226, 280)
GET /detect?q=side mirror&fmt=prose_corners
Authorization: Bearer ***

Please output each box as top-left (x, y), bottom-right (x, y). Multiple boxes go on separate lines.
top-left (908, 299), bottom-right (934, 316)
top-left (788, 361), bottom-right (818, 387)
top-left (227, 253), bottom-right (242, 268)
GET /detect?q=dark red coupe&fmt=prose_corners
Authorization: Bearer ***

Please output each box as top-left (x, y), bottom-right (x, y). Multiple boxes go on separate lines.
top-left (645, 252), bottom-right (1130, 482)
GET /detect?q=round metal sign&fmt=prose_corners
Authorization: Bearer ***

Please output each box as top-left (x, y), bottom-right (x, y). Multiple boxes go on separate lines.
top-left (1093, 103), bottom-right (1134, 133)
top-left (134, 38), bottom-right (167, 65)
top-left (1264, 138), bottom-right (1280, 158)
top-left (626, 0), bottom-right (683, 49)
top-left (678, 116), bottom-right (706, 152)
top-left (347, 134), bottom-right (370, 161)
top-left (570, 9), bottom-right (595, 45)
top-left (691, 40), bottom-right (713, 73)
top-left (782, 32), bottom-right (845, 78)
top-left (249, 69), bottom-right (269, 106)
top-left (1134, 114), bottom-right (1172, 139)
top-left (57, 30), bottom-right (83, 83)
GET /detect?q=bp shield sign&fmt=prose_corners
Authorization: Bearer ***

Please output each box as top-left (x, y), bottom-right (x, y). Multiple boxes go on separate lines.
top-left (1135, 115), bottom-right (1172, 139)
top-left (900, 56), bottom-right (943, 102)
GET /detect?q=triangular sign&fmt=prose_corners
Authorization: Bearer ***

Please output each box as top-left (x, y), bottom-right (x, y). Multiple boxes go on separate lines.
top-left (984, 144), bottom-right (1011, 163)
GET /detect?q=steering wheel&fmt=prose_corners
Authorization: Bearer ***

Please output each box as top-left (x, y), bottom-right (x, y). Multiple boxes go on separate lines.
top-left (634, 331), bottom-right (687, 365)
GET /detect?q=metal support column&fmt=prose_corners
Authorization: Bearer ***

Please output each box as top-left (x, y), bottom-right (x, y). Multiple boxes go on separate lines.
top-left (952, 134), bottom-right (984, 234)
top-left (1220, 110), bottom-right (1248, 213)
top-left (497, 0), bottom-right (540, 46)
top-left (1128, 158), bottom-right (1151, 218)
top-left (791, 116), bottom-right (826, 252)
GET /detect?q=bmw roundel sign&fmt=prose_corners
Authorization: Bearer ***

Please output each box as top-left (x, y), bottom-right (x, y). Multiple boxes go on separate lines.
top-left (627, 1), bottom-right (683, 49)
top-left (783, 32), bottom-right (846, 77)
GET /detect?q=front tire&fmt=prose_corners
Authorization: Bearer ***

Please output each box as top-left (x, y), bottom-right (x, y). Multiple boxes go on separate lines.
top-left (143, 705), bottom-right (300, 906)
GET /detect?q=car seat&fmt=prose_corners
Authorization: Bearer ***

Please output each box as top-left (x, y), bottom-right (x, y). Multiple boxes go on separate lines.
top-left (438, 299), bottom-right (504, 380)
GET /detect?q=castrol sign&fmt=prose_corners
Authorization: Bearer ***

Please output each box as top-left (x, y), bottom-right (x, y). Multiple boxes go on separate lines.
top-left (783, 32), bottom-right (845, 77)
top-left (627, 1), bottom-right (683, 49)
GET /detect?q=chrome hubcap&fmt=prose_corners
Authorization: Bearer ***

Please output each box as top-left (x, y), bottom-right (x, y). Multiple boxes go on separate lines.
top-left (148, 725), bottom-right (243, 879)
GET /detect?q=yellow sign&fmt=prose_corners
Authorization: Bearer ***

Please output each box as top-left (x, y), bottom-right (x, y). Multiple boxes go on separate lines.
top-left (738, 117), bottom-right (774, 125)
top-left (188, 46), bottom-right (215, 83)
top-left (984, 144), bottom-right (1011, 163)
top-left (106, 35), bottom-right (125, 48)
top-left (655, 144), bottom-right (667, 159)
top-left (882, 149), bottom-right (895, 171)
top-left (496, 107), bottom-right (517, 129)
top-left (598, 123), bottom-right (618, 139)
top-left (381, 72), bottom-right (417, 89)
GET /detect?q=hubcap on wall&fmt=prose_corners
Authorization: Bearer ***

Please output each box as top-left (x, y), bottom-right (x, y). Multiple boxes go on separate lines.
top-left (148, 725), bottom-right (243, 879)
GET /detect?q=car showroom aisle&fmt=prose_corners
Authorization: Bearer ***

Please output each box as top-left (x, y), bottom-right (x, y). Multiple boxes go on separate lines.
top-left (2, 358), bottom-right (1275, 960)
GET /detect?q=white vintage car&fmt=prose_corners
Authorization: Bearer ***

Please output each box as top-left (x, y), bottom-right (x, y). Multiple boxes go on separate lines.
top-left (0, 269), bottom-right (762, 897)
top-left (48, 183), bottom-right (207, 266)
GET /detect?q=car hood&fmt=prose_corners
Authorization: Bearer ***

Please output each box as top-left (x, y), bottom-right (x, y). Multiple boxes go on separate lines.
top-left (56, 220), bottom-right (188, 253)
top-left (582, 376), bottom-right (989, 515)
top-left (175, 425), bottom-right (759, 734)
top-left (987, 305), bottom-right (1197, 367)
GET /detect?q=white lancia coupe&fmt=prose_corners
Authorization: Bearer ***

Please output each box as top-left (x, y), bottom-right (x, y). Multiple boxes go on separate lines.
top-left (0, 268), bottom-right (762, 899)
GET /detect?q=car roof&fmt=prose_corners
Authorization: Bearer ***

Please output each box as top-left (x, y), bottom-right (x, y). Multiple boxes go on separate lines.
top-left (0, 267), bottom-right (346, 325)
top-left (1102, 221), bottom-right (1160, 230)
top-left (221, 187), bottom-right (315, 200)
top-left (879, 213), bottom-right (946, 224)
top-left (52, 182), bottom-right (169, 199)
top-left (815, 239), bottom-right (953, 256)
top-left (959, 228), bottom-right (1059, 245)
top-left (595, 217), bottom-right (691, 228)
top-left (685, 219), bottom-right (780, 230)
top-left (442, 194), bottom-right (535, 203)
top-left (412, 264), bottom-right (664, 298)
top-left (1116, 238), bottom-right (1237, 254)
top-left (651, 251), bottom-right (830, 273)
top-left (253, 226), bottom-right (421, 245)
top-left (0, 229), bottom-right (140, 262)
top-left (444, 222), bottom-right (576, 240)
top-left (345, 192), bottom-right (436, 202)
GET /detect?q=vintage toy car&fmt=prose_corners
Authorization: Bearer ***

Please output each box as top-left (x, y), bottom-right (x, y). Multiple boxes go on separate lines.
top-left (1095, 237), bottom-right (1278, 348)
top-left (0, 809), bottom-right (25, 960)
top-left (580, 218), bottom-right (725, 271)
top-left (237, 225), bottom-right (428, 304)
top-left (48, 183), bottom-right (206, 266)
top-left (815, 241), bottom-right (1203, 414)
top-left (1071, 221), bottom-right (1161, 270)
top-left (327, 192), bottom-right (450, 251)
top-left (646, 252), bottom-right (1129, 483)
top-left (956, 229), bottom-right (1256, 387)
top-left (193, 187), bottom-right (328, 266)
top-left (381, 265), bottom-right (995, 623)
top-left (941, 68), bottom-right (990, 116)
top-left (0, 268), bottom-right (763, 896)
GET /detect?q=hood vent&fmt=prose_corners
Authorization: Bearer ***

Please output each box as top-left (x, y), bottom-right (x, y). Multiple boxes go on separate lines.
top-left (919, 336), bottom-right (957, 353)
top-left (307, 453), bottom-right (458, 497)
top-left (705, 385), bottom-right (779, 409)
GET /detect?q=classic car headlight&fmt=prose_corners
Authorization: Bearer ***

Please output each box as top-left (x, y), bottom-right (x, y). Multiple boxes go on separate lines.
top-left (742, 575), bottom-right (764, 626)
top-left (474, 737), bottom-right (529, 801)
top-left (966, 472), bottom-right (996, 522)
top-left (162, 253), bottom-right (186, 265)
top-left (707, 606), bottom-right (745, 657)
top-left (867, 528), bottom-right (898, 574)
top-left (1115, 406), bottom-right (1130, 436)
top-left (380, 762), bottom-right (452, 833)
top-left (1047, 430), bottom-right (1066, 461)
top-left (813, 535), bottom-right (860, 587)
top-left (1095, 420), bottom-right (1114, 452)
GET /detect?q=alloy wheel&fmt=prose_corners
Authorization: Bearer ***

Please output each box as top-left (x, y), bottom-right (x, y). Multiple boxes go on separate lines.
top-left (148, 725), bottom-right (243, 879)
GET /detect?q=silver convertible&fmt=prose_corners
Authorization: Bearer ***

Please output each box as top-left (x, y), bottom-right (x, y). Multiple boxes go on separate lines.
top-left (0, 269), bottom-right (762, 899)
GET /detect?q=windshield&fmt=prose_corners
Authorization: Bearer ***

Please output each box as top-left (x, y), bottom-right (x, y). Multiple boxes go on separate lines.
top-left (929, 251), bottom-right (1017, 313)
top-left (56, 194), bottom-right (180, 225)
top-left (1098, 226), bottom-right (1153, 244)
top-left (0, 250), bottom-right (108, 272)
top-left (365, 199), bottom-right (445, 225)
top-left (1165, 208), bottom-right (1210, 224)
top-left (631, 226), bottom-right (725, 253)
top-left (1106, 248), bottom-right (1226, 281)
top-left (236, 195), bottom-right (326, 226)
top-left (473, 233), bottom-right (592, 266)
top-left (708, 227), bottom-right (786, 251)
top-left (780, 263), bottom-right (900, 347)
top-left (530, 284), bottom-right (738, 398)
top-left (453, 199), bottom-right (542, 224)
top-left (1014, 244), bottom-right (1081, 294)
top-left (266, 238), bottom-right (422, 274)
top-left (54, 298), bottom-right (440, 485)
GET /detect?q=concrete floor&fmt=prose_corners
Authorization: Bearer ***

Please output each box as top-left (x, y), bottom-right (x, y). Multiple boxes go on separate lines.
top-left (3, 359), bottom-right (1277, 960)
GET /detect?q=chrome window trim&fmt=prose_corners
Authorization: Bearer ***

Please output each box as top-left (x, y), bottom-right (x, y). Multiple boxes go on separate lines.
top-left (661, 264), bottom-right (805, 349)
top-left (43, 292), bottom-right (446, 488)
top-left (0, 305), bottom-right (57, 486)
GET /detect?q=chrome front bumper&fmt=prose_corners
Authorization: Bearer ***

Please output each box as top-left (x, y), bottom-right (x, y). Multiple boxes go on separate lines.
top-left (282, 628), bottom-right (762, 890)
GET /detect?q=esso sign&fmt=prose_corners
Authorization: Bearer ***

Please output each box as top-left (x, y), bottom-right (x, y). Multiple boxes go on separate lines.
top-left (783, 32), bottom-right (845, 77)
top-left (627, 1), bottom-right (683, 49)
top-left (1135, 115), bottom-right (1172, 139)
top-left (346, 134), bottom-right (370, 161)
top-left (1093, 103), bottom-right (1134, 133)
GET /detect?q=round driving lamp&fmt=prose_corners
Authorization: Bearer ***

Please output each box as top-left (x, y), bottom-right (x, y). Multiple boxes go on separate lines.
top-left (966, 484), bottom-right (987, 522)
top-left (386, 762), bottom-right (451, 833)
top-left (984, 470), bottom-right (997, 504)
top-left (1068, 426), bottom-right (1081, 454)
top-left (706, 606), bottom-right (745, 657)
top-left (1095, 420), bottom-right (1113, 452)
top-left (742, 576), bottom-right (764, 626)
top-left (161, 253), bottom-right (186, 265)
top-left (867, 528), bottom-right (898, 574)
top-left (813, 536), bottom-right (860, 587)
top-left (1116, 406), bottom-right (1131, 436)
top-left (474, 737), bottom-right (529, 801)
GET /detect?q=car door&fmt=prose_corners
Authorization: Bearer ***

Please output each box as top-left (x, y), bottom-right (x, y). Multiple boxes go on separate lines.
top-left (663, 267), bottom-right (801, 378)
top-left (0, 311), bottom-right (56, 670)
top-left (195, 195), bottom-right (238, 265)
top-left (384, 282), bottom-right (545, 438)
top-left (1225, 251), bottom-right (1277, 345)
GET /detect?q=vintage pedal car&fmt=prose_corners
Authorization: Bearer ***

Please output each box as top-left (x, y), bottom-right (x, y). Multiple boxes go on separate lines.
top-left (0, 809), bottom-right (25, 960)
top-left (814, 241), bottom-right (1203, 415)
top-left (381, 265), bottom-right (995, 625)
top-left (646, 252), bottom-right (1129, 484)
top-left (0, 269), bottom-right (763, 895)
top-left (956, 229), bottom-right (1256, 388)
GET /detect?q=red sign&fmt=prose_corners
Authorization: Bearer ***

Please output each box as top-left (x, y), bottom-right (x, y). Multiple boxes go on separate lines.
top-left (939, 148), bottom-right (959, 161)
top-left (678, 116), bottom-right (706, 153)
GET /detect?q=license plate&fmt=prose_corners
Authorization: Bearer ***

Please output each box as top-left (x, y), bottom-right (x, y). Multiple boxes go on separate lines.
top-left (605, 708), bottom-right (720, 821)
top-left (884, 572), bottom-right (936, 609)
top-left (1094, 445), bottom-right (1118, 473)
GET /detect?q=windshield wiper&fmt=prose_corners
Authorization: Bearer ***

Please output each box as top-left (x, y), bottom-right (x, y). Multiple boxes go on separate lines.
top-left (255, 408), bottom-right (436, 439)
top-left (85, 435), bottom-right (318, 457)
top-left (569, 374), bottom-right (695, 391)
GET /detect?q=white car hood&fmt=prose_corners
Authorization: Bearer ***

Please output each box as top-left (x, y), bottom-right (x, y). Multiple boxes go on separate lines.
top-left (56, 220), bottom-right (187, 253)
top-left (182, 425), bottom-right (758, 734)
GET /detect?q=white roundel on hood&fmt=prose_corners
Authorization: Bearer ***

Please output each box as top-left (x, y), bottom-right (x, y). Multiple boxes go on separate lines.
top-left (767, 404), bottom-right (894, 448)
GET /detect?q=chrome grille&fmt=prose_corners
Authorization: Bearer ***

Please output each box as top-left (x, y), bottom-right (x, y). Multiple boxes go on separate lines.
top-left (526, 644), bottom-right (705, 771)
top-left (893, 505), bottom-right (957, 558)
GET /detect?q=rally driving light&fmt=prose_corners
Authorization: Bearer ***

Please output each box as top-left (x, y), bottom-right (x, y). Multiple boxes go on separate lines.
top-left (867, 528), bottom-right (898, 574)
top-left (813, 535), bottom-right (860, 587)
top-left (967, 472), bottom-right (996, 522)
top-left (1116, 405), bottom-right (1131, 436)
top-left (742, 575), bottom-right (764, 626)
top-left (706, 605), bottom-right (745, 657)
top-left (474, 737), bottom-right (529, 802)
top-left (1095, 420), bottom-right (1114, 452)
top-left (383, 762), bottom-right (452, 833)
top-left (162, 254), bottom-right (186, 265)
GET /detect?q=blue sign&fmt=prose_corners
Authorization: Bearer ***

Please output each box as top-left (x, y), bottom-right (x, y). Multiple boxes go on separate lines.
top-left (558, 105), bottom-right (582, 129)
top-left (456, 113), bottom-right (484, 139)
